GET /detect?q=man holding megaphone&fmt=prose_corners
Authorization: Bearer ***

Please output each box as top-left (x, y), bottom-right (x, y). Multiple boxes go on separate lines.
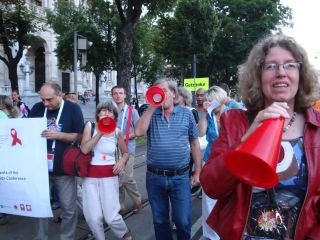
top-left (200, 34), bottom-right (320, 240)
top-left (135, 78), bottom-right (202, 240)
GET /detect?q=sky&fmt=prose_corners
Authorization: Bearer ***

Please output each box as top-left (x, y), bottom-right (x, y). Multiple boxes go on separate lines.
top-left (281, 0), bottom-right (320, 66)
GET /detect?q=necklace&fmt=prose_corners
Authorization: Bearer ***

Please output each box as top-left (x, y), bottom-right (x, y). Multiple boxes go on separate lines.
top-left (283, 112), bottom-right (297, 133)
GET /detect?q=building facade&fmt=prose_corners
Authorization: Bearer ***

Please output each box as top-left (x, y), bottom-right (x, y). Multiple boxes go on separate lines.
top-left (0, 0), bottom-right (147, 106)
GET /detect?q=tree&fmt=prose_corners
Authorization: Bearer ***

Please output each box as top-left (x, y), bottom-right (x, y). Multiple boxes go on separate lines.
top-left (207, 0), bottom-right (292, 87)
top-left (152, 0), bottom-right (292, 89)
top-left (46, 0), bottom-right (111, 105)
top-left (113, 0), bottom-right (177, 100)
top-left (155, 0), bottom-right (221, 81)
top-left (132, 16), bottom-right (166, 86)
top-left (47, 0), bottom-right (176, 103)
top-left (0, 0), bottom-right (42, 92)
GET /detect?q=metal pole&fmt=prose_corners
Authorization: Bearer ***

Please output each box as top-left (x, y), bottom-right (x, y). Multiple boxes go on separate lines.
top-left (73, 31), bottom-right (78, 95)
top-left (192, 54), bottom-right (197, 107)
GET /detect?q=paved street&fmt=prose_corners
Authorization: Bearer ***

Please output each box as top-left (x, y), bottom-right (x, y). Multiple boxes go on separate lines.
top-left (0, 97), bottom-right (204, 240)
top-left (79, 96), bottom-right (97, 122)
top-left (0, 145), bottom-right (204, 240)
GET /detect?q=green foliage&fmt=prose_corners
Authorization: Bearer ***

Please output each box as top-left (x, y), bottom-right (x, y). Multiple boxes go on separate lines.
top-left (0, 0), bottom-right (43, 91)
top-left (46, 0), bottom-right (177, 98)
top-left (0, 0), bottom-right (41, 47)
top-left (132, 17), bottom-right (166, 85)
top-left (111, 0), bottom-right (177, 99)
top-left (45, 0), bottom-right (292, 96)
top-left (155, 0), bottom-right (221, 80)
top-left (46, 0), bottom-right (107, 73)
top-left (207, 0), bottom-right (292, 87)
top-left (147, 0), bottom-right (292, 88)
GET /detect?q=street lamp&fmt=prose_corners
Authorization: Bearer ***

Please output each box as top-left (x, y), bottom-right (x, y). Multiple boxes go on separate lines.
top-left (19, 53), bottom-right (34, 95)
top-left (73, 32), bottom-right (92, 96)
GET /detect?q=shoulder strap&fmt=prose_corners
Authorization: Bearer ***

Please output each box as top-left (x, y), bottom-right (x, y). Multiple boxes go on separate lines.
top-left (71, 121), bottom-right (89, 145)
top-left (191, 109), bottom-right (199, 124)
top-left (114, 128), bottom-right (120, 161)
top-left (90, 122), bottom-right (95, 137)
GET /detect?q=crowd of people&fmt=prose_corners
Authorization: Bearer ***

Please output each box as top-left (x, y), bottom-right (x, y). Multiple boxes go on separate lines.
top-left (1, 33), bottom-right (320, 240)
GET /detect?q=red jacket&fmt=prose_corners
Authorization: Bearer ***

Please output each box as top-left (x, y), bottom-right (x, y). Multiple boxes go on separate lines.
top-left (200, 108), bottom-right (320, 240)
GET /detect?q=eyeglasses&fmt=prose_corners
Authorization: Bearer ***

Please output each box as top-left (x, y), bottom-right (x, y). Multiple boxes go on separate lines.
top-left (261, 62), bottom-right (302, 73)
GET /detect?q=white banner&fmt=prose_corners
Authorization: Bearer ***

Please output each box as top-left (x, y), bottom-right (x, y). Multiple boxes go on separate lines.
top-left (0, 118), bottom-right (52, 217)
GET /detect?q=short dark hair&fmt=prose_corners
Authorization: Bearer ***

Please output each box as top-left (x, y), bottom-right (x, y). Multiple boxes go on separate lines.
top-left (111, 86), bottom-right (126, 95)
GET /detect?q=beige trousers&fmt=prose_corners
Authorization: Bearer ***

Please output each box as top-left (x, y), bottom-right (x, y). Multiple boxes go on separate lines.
top-left (119, 154), bottom-right (142, 210)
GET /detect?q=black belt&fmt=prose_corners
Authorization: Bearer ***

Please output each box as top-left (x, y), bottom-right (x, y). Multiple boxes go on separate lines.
top-left (147, 165), bottom-right (189, 177)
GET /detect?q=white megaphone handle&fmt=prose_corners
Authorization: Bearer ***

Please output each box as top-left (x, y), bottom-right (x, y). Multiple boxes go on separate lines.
top-left (276, 142), bottom-right (294, 173)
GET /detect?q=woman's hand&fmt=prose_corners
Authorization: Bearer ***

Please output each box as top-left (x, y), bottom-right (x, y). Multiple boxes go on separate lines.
top-left (113, 159), bottom-right (126, 175)
top-left (242, 102), bottom-right (290, 142)
top-left (203, 101), bottom-right (211, 110)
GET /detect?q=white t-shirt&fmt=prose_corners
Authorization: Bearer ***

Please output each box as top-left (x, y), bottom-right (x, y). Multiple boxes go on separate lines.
top-left (91, 127), bottom-right (119, 166)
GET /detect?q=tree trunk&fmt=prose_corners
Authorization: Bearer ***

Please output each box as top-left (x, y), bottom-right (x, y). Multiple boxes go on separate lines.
top-left (0, 38), bottom-right (24, 93)
top-left (8, 62), bottom-right (19, 92)
top-left (117, 22), bottom-right (134, 104)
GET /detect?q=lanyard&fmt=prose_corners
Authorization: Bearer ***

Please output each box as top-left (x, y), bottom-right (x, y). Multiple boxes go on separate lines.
top-left (43, 100), bottom-right (65, 152)
top-left (120, 104), bottom-right (128, 132)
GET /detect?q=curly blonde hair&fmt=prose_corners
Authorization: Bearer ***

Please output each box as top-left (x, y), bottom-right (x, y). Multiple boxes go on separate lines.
top-left (0, 95), bottom-right (19, 118)
top-left (238, 34), bottom-right (320, 113)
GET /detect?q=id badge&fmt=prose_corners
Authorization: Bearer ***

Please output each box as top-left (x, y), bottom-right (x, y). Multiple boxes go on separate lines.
top-left (47, 153), bottom-right (54, 172)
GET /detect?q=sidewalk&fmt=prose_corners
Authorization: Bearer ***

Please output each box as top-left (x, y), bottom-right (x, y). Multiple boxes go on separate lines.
top-left (0, 144), bottom-right (148, 240)
top-left (79, 96), bottom-right (97, 122)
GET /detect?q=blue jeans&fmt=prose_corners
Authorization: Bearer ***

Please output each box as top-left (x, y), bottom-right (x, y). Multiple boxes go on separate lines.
top-left (146, 171), bottom-right (192, 240)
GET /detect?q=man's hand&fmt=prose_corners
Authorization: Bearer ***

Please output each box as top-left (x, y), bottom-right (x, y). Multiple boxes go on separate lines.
top-left (191, 171), bottom-right (201, 187)
top-left (41, 129), bottom-right (60, 140)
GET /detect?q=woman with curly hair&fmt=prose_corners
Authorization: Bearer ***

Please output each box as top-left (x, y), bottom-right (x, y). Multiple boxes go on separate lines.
top-left (200, 34), bottom-right (320, 239)
top-left (0, 95), bottom-right (19, 119)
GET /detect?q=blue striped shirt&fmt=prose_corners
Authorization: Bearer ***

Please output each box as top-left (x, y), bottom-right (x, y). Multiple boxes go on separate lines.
top-left (147, 105), bottom-right (199, 168)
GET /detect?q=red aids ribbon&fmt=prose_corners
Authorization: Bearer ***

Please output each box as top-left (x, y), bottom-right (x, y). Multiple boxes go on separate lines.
top-left (11, 128), bottom-right (22, 146)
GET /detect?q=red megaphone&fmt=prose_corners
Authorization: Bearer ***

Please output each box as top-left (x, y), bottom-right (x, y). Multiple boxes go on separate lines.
top-left (224, 117), bottom-right (284, 188)
top-left (145, 86), bottom-right (165, 107)
top-left (98, 117), bottom-right (116, 134)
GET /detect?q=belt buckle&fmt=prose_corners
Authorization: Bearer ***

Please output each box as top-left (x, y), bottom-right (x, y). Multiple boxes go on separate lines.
top-left (162, 169), bottom-right (170, 176)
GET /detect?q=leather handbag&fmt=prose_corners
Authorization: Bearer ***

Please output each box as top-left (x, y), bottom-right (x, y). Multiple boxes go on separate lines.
top-left (62, 122), bottom-right (95, 177)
